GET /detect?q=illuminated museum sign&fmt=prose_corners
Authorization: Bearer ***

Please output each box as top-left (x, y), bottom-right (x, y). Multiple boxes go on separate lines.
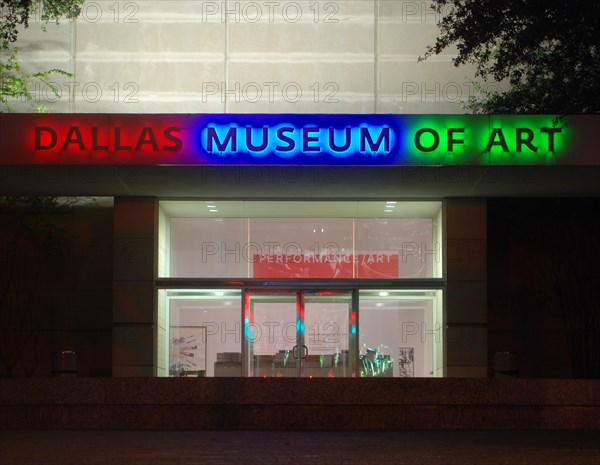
top-left (0, 114), bottom-right (598, 165)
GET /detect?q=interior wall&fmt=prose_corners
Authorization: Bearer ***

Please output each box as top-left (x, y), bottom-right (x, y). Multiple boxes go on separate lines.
top-left (169, 298), bottom-right (242, 377)
top-left (156, 289), bottom-right (168, 377)
top-left (168, 216), bottom-right (435, 279)
top-left (359, 301), bottom-right (434, 377)
top-left (434, 288), bottom-right (444, 377)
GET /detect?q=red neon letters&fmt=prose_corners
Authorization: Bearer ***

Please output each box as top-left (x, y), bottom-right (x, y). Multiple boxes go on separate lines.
top-left (35, 126), bottom-right (183, 152)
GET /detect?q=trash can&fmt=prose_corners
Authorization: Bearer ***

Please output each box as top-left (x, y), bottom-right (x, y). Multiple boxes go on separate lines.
top-left (493, 351), bottom-right (519, 378)
top-left (51, 350), bottom-right (77, 377)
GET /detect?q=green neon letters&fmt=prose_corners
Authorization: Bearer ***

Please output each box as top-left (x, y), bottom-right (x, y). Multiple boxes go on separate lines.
top-left (414, 128), bottom-right (465, 152)
top-left (483, 127), bottom-right (562, 153)
top-left (412, 125), bottom-right (563, 155)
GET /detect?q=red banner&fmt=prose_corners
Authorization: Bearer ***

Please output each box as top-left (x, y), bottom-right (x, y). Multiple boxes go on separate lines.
top-left (253, 254), bottom-right (399, 279)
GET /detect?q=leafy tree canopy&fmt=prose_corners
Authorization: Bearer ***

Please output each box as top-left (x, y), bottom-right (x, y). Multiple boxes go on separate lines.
top-left (1, 0), bottom-right (84, 111)
top-left (421, 0), bottom-right (600, 114)
top-left (1, 0), bottom-right (84, 50)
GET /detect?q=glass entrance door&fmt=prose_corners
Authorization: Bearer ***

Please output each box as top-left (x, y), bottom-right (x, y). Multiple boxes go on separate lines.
top-left (243, 289), bottom-right (357, 377)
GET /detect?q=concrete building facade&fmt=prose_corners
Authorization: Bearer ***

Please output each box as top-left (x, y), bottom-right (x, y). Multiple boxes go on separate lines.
top-left (1, 1), bottom-right (598, 383)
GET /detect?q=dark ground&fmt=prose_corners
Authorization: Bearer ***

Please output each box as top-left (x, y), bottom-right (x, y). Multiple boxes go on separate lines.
top-left (1, 430), bottom-right (599, 465)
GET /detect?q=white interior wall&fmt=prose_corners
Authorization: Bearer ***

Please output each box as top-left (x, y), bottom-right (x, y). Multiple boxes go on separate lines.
top-left (169, 215), bottom-right (436, 278)
top-left (158, 205), bottom-right (169, 278)
top-left (435, 288), bottom-right (444, 377)
top-left (360, 300), bottom-right (433, 377)
top-left (4, 1), bottom-right (506, 114)
top-left (434, 204), bottom-right (443, 278)
top-left (170, 298), bottom-right (242, 377)
top-left (156, 289), bottom-right (168, 376)
top-left (157, 208), bottom-right (170, 376)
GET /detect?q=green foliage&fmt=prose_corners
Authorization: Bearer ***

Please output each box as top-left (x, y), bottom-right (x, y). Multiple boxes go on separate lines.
top-left (0, 0), bottom-right (84, 112)
top-left (1, 50), bottom-right (71, 112)
top-left (1, 0), bottom-right (85, 50)
top-left (421, 1), bottom-right (600, 114)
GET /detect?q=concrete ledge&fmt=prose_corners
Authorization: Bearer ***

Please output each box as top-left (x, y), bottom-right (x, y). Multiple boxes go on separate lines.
top-left (1, 378), bottom-right (598, 430)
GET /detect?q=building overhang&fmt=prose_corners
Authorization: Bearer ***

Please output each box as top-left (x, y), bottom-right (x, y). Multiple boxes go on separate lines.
top-left (1, 114), bottom-right (598, 197)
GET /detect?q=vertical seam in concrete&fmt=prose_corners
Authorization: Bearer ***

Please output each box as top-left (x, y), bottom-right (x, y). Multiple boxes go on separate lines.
top-left (71, 17), bottom-right (77, 113)
top-left (225, 0), bottom-right (230, 114)
top-left (374, 0), bottom-right (379, 113)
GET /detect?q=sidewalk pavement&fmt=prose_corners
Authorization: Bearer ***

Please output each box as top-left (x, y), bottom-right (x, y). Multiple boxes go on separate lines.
top-left (2, 430), bottom-right (599, 465)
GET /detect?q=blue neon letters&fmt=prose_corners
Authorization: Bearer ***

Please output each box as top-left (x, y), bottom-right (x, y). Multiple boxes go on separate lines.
top-left (201, 124), bottom-right (394, 158)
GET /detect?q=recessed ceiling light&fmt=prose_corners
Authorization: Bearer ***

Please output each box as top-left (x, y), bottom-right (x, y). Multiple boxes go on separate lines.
top-left (384, 209), bottom-right (393, 213)
top-left (379, 291), bottom-right (389, 297)
top-left (386, 201), bottom-right (397, 204)
top-left (214, 291), bottom-right (224, 296)
top-left (209, 209), bottom-right (219, 213)
top-left (207, 205), bottom-right (217, 208)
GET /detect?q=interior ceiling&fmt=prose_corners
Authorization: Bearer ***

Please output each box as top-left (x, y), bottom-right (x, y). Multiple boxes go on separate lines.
top-left (166, 290), bottom-right (438, 308)
top-left (170, 301), bottom-right (428, 311)
top-left (160, 200), bottom-right (442, 218)
top-left (168, 297), bottom-right (431, 312)
top-left (1, 166), bottom-right (599, 198)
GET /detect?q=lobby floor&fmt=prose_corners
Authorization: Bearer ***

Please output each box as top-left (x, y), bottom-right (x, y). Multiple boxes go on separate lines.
top-left (1, 430), bottom-right (599, 465)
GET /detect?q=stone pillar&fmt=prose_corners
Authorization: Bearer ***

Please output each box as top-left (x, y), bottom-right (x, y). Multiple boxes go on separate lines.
top-left (444, 198), bottom-right (487, 377)
top-left (112, 197), bottom-right (157, 377)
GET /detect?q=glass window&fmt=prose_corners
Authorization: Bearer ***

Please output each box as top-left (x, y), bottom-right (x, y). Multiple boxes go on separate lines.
top-left (358, 289), bottom-right (443, 377)
top-left (160, 201), bottom-right (443, 279)
top-left (169, 218), bottom-right (248, 278)
top-left (250, 217), bottom-right (354, 279)
top-left (158, 288), bottom-right (444, 378)
top-left (356, 218), bottom-right (435, 278)
top-left (159, 289), bottom-right (243, 377)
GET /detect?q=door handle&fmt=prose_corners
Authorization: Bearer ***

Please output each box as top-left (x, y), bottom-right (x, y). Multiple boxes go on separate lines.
top-left (292, 345), bottom-right (308, 359)
top-left (301, 345), bottom-right (308, 359)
